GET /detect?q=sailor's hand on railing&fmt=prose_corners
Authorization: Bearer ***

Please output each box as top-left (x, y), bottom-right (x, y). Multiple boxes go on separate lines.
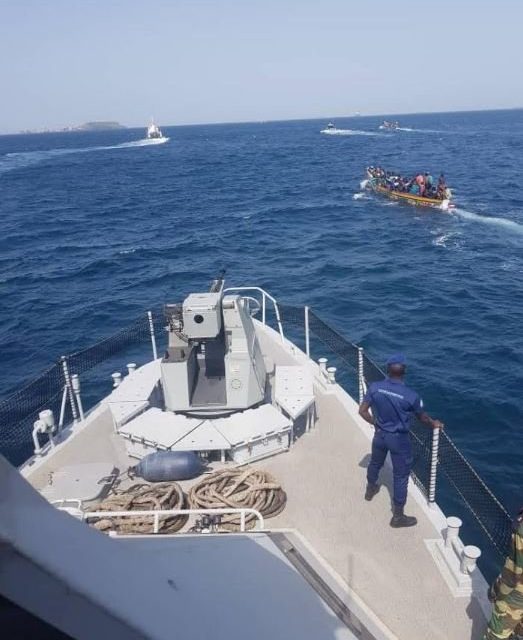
top-left (432, 420), bottom-right (444, 430)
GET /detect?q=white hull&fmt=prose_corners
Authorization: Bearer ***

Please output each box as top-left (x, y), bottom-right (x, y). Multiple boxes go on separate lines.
top-left (321, 128), bottom-right (353, 135)
top-left (144, 136), bottom-right (169, 145)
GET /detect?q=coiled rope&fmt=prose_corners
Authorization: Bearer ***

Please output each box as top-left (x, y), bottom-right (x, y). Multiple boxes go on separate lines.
top-left (188, 467), bottom-right (286, 531)
top-left (88, 482), bottom-right (187, 534)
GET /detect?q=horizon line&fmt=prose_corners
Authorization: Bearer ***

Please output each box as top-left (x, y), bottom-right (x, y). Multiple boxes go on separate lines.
top-left (2, 105), bottom-right (522, 136)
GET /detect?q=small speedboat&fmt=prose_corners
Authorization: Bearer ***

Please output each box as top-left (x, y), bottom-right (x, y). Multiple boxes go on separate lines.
top-left (365, 167), bottom-right (454, 211)
top-left (321, 122), bottom-right (341, 134)
top-left (379, 120), bottom-right (399, 130)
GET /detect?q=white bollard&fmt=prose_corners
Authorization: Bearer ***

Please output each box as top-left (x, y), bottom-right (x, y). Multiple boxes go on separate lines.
top-left (39, 409), bottom-right (55, 431)
top-left (445, 516), bottom-right (462, 548)
top-left (318, 357), bottom-right (328, 377)
top-left (32, 410), bottom-right (56, 455)
top-left (127, 363), bottom-right (137, 375)
top-left (327, 366), bottom-right (337, 384)
top-left (112, 372), bottom-right (122, 388)
top-left (461, 545), bottom-right (481, 574)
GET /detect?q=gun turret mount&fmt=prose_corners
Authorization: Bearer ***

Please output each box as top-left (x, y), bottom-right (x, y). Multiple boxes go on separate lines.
top-left (161, 282), bottom-right (266, 415)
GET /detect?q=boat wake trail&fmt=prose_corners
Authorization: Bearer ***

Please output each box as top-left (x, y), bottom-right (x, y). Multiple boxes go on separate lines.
top-left (452, 207), bottom-right (523, 235)
top-left (321, 128), bottom-right (383, 137)
top-left (0, 138), bottom-right (168, 175)
top-left (395, 127), bottom-right (443, 134)
top-left (123, 138), bottom-right (169, 147)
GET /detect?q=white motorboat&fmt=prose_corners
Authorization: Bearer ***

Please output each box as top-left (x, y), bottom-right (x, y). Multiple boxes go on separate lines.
top-left (321, 122), bottom-right (343, 134)
top-left (146, 119), bottom-right (166, 141)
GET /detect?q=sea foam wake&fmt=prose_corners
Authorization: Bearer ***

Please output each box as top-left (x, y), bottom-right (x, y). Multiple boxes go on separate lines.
top-left (356, 182), bottom-right (523, 235)
top-left (452, 207), bottom-right (523, 234)
top-left (321, 128), bottom-right (382, 137)
top-left (391, 127), bottom-right (444, 134)
top-left (0, 137), bottom-right (168, 174)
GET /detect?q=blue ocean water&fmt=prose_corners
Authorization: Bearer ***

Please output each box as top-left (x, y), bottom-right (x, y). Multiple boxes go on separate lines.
top-left (1, 110), bottom-right (522, 517)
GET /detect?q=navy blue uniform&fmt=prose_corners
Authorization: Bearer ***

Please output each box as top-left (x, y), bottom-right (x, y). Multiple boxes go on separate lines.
top-left (363, 378), bottom-right (423, 507)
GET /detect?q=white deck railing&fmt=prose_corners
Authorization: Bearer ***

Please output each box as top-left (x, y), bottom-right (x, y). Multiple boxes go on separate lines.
top-left (82, 507), bottom-right (265, 534)
top-left (223, 286), bottom-right (285, 342)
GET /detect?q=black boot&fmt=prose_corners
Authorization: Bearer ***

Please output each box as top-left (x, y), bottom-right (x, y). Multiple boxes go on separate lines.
top-left (390, 505), bottom-right (417, 528)
top-left (364, 483), bottom-right (380, 501)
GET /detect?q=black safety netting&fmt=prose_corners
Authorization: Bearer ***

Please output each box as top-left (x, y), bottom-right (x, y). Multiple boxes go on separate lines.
top-left (67, 308), bottom-right (164, 375)
top-left (0, 363), bottom-right (64, 429)
top-left (308, 310), bottom-right (360, 371)
top-left (275, 303), bottom-right (307, 353)
top-left (0, 309), bottom-right (167, 467)
top-left (277, 303), bottom-right (305, 328)
top-left (1, 388), bottom-right (74, 467)
top-left (436, 434), bottom-right (513, 560)
top-left (278, 304), bottom-right (360, 396)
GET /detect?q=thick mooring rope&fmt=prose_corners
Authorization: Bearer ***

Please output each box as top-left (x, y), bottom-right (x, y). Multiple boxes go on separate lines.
top-left (88, 482), bottom-right (187, 534)
top-left (188, 467), bottom-right (286, 531)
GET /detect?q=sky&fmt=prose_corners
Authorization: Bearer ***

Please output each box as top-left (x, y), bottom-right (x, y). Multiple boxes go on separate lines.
top-left (0, 0), bottom-right (522, 132)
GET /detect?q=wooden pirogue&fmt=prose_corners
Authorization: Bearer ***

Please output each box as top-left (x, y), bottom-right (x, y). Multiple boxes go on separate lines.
top-left (365, 170), bottom-right (454, 210)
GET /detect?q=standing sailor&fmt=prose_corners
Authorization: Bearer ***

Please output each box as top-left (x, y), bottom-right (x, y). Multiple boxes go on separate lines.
top-left (358, 354), bottom-right (444, 528)
top-left (483, 507), bottom-right (523, 639)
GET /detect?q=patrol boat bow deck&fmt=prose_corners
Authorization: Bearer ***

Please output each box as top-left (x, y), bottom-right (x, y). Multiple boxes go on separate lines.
top-left (0, 278), bottom-right (503, 640)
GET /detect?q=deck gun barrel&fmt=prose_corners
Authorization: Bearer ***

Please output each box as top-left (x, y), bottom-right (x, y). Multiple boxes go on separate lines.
top-left (209, 270), bottom-right (226, 294)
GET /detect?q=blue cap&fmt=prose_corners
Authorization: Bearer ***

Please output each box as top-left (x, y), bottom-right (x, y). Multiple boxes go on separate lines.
top-left (386, 353), bottom-right (406, 366)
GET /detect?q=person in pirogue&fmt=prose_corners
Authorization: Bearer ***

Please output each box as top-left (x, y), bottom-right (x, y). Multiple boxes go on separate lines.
top-left (358, 354), bottom-right (444, 528)
top-left (483, 506), bottom-right (523, 639)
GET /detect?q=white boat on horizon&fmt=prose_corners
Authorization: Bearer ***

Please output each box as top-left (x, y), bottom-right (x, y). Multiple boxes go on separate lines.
top-left (321, 122), bottom-right (345, 134)
top-left (146, 119), bottom-right (168, 143)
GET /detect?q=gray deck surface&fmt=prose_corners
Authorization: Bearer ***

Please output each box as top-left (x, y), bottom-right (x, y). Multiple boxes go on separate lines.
top-left (258, 389), bottom-right (486, 640)
top-left (23, 323), bottom-right (488, 640)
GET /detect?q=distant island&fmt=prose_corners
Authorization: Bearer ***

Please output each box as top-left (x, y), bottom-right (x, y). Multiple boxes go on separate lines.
top-left (18, 121), bottom-right (127, 134)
